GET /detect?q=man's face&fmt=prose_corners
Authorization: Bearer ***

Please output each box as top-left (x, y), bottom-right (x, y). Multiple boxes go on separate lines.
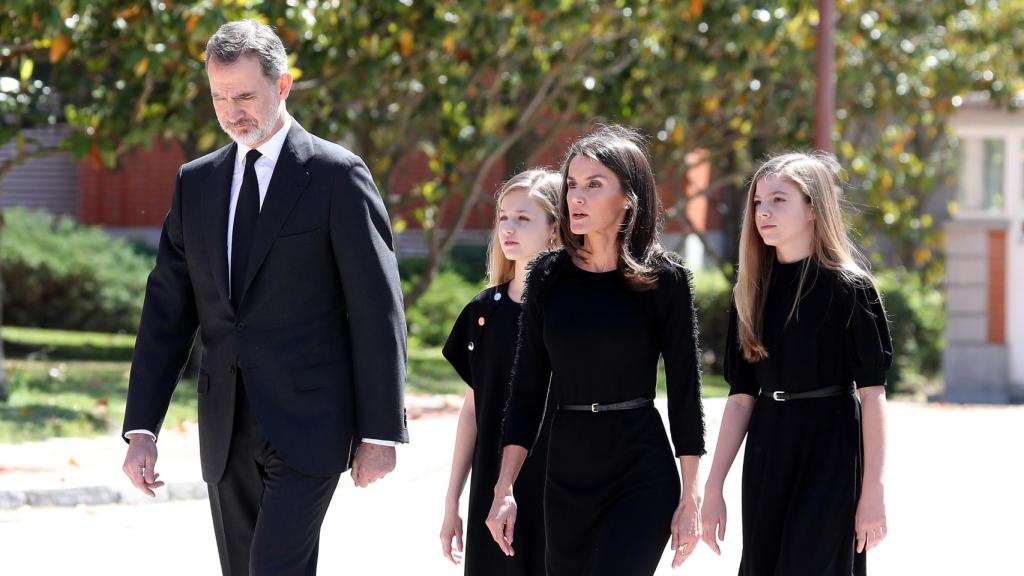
top-left (207, 54), bottom-right (291, 148)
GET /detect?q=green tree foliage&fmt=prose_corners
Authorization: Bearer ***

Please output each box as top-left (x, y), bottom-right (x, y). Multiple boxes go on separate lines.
top-left (1, 2), bottom-right (1021, 392)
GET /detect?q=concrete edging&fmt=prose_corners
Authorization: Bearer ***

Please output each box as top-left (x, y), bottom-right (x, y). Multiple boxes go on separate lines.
top-left (0, 481), bottom-right (208, 510)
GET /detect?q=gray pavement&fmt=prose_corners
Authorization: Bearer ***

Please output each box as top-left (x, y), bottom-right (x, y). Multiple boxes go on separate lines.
top-left (1, 397), bottom-right (1022, 575)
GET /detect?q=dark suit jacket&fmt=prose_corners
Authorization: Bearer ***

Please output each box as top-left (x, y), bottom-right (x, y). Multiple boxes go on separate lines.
top-left (122, 121), bottom-right (409, 482)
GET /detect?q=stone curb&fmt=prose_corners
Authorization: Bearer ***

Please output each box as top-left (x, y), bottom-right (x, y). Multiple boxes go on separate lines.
top-left (0, 395), bottom-right (462, 511)
top-left (0, 481), bottom-right (208, 510)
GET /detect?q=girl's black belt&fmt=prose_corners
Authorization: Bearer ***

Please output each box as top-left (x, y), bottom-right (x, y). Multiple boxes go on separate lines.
top-left (559, 397), bottom-right (654, 413)
top-left (760, 384), bottom-right (855, 402)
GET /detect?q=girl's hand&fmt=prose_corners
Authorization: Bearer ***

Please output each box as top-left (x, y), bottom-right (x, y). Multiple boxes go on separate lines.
top-left (439, 505), bottom-right (465, 564)
top-left (485, 487), bottom-right (518, 557)
top-left (855, 484), bottom-right (887, 553)
top-left (700, 484), bottom-right (727, 556)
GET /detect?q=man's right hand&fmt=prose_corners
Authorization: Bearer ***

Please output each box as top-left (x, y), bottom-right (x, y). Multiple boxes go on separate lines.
top-left (122, 434), bottom-right (164, 496)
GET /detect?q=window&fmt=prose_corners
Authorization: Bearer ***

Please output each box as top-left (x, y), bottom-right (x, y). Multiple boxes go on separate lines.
top-left (983, 138), bottom-right (1004, 210)
top-left (957, 136), bottom-right (1006, 212)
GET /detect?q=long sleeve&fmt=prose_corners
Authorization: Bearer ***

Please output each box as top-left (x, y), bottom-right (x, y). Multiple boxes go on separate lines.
top-left (329, 156), bottom-right (409, 443)
top-left (724, 301), bottom-right (760, 397)
top-left (660, 267), bottom-right (706, 457)
top-left (843, 281), bottom-right (893, 388)
top-left (122, 168), bottom-right (200, 440)
top-left (502, 268), bottom-right (552, 452)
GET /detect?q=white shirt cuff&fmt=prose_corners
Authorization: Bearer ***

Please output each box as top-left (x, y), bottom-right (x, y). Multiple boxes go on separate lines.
top-left (361, 438), bottom-right (396, 447)
top-left (124, 429), bottom-right (157, 441)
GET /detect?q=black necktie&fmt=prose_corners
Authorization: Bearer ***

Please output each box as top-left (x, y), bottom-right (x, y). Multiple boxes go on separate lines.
top-left (231, 149), bottom-right (262, 305)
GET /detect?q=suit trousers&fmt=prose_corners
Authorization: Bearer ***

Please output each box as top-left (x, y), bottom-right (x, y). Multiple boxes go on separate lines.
top-left (207, 373), bottom-right (341, 576)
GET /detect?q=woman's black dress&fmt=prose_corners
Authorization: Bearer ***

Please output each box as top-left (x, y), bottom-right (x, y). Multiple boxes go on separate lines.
top-left (503, 250), bottom-right (705, 576)
top-left (444, 282), bottom-right (550, 575)
top-left (725, 258), bottom-right (893, 576)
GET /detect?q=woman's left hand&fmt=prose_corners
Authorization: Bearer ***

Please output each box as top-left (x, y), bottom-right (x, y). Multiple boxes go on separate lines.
top-left (855, 484), bottom-right (887, 553)
top-left (670, 491), bottom-right (702, 568)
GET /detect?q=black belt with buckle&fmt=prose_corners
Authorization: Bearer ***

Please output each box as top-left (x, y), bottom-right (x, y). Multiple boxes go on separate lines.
top-left (559, 397), bottom-right (654, 413)
top-left (761, 385), bottom-right (855, 402)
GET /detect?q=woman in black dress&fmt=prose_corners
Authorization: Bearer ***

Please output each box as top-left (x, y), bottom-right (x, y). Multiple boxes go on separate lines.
top-left (487, 126), bottom-right (706, 575)
top-left (440, 169), bottom-right (562, 574)
top-left (701, 152), bottom-right (893, 575)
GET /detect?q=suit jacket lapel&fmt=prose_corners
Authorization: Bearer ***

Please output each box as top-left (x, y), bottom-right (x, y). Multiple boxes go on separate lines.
top-left (200, 142), bottom-right (237, 308)
top-left (238, 121), bottom-right (313, 305)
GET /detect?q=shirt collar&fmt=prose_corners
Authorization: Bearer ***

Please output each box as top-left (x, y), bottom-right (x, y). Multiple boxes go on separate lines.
top-left (235, 111), bottom-right (292, 169)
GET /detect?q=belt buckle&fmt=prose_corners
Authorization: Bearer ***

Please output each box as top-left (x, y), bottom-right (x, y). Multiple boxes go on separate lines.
top-left (591, 403), bottom-right (599, 413)
top-left (772, 391), bottom-right (786, 402)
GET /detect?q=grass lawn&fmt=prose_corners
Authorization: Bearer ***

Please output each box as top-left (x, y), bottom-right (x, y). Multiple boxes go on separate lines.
top-left (0, 360), bottom-right (199, 443)
top-left (0, 327), bottom-right (727, 443)
top-left (3, 326), bottom-right (136, 361)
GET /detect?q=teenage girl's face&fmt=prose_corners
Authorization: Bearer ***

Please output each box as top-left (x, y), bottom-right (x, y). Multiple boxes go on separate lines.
top-left (565, 155), bottom-right (628, 237)
top-left (498, 189), bottom-right (555, 263)
top-left (753, 175), bottom-right (815, 255)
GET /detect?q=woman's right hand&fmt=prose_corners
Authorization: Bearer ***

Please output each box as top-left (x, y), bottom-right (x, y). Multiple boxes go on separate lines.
top-left (439, 506), bottom-right (465, 564)
top-left (485, 486), bottom-right (518, 557)
top-left (701, 484), bottom-right (727, 555)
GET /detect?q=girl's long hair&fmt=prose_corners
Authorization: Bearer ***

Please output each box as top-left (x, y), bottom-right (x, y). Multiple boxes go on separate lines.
top-left (735, 151), bottom-right (878, 362)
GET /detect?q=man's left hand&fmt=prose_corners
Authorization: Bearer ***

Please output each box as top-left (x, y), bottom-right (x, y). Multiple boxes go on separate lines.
top-left (351, 443), bottom-right (396, 487)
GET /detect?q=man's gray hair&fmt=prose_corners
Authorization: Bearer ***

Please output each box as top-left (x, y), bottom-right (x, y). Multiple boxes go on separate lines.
top-left (206, 20), bottom-right (288, 80)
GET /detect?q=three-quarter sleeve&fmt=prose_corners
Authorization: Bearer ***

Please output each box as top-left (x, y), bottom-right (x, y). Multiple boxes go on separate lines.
top-left (724, 301), bottom-right (760, 397)
top-left (843, 281), bottom-right (893, 388)
top-left (442, 303), bottom-right (474, 388)
top-left (502, 268), bottom-right (552, 452)
top-left (660, 267), bottom-right (706, 457)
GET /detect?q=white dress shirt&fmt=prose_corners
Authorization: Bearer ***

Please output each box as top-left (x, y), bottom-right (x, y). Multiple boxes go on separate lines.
top-left (126, 112), bottom-right (393, 447)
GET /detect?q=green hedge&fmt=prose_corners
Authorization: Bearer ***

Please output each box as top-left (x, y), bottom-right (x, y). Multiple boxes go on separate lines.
top-left (691, 267), bottom-right (945, 395)
top-left (693, 269), bottom-right (733, 377)
top-left (875, 270), bottom-right (945, 393)
top-left (1, 208), bottom-right (154, 333)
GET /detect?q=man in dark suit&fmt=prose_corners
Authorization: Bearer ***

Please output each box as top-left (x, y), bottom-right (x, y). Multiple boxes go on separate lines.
top-left (120, 20), bottom-right (408, 575)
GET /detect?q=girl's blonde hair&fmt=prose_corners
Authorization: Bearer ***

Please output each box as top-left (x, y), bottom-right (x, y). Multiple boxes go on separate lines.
top-left (735, 151), bottom-right (877, 362)
top-left (486, 169), bottom-right (563, 287)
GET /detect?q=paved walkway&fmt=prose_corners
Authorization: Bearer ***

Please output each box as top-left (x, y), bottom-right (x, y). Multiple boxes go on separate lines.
top-left (1, 397), bottom-right (1021, 575)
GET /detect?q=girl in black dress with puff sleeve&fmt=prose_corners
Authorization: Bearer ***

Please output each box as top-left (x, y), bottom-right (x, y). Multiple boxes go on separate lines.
top-left (486, 126), bottom-right (706, 576)
top-left (701, 152), bottom-right (893, 575)
top-left (440, 169), bottom-right (562, 575)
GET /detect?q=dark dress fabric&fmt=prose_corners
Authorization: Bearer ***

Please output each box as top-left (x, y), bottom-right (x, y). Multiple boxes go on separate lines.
top-left (503, 250), bottom-right (705, 576)
top-left (443, 283), bottom-right (550, 576)
top-left (725, 258), bottom-right (893, 576)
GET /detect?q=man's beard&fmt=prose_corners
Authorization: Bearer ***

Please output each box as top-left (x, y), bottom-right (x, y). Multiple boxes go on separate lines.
top-left (220, 100), bottom-right (281, 147)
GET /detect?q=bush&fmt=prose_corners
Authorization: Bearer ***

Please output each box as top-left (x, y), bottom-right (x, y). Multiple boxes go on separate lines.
top-left (876, 270), bottom-right (945, 394)
top-left (403, 267), bottom-right (484, 348)
top-left (693, 268), bottom-right (732, 375)
top-left (1, 208), bottom-right (154, 333)
top-left (401, 245), bottom-right (488, 349)
top-left (689, 266), bottom-right (945, 394)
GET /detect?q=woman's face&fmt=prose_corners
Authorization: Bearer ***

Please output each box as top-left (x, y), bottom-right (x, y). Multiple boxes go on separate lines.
top-left (497, 189), bottom-right (555, 263)
top-left (753, 175), bottom-right (815, 254)
top-left (565, 155), bottom-right (628, 237)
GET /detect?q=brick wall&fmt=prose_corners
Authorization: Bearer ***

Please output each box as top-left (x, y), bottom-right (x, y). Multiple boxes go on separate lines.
top-left (74, 129), bottom-right (716, 236)
top-left (79, 139), bottom-right (186, 227)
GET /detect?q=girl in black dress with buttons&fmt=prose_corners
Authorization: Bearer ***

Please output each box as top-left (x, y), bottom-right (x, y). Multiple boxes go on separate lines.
top-left (701, 153), bottom-right (893, 575)
top-left (440, 169), bottom-right (562, 575)
top-left (487, 126), bottom-right (706, 575)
